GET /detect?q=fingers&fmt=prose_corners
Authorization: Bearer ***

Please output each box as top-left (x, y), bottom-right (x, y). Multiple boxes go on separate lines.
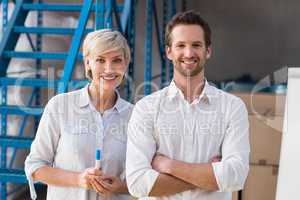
top-left (210, 155), bottom-right (222, 163)
top-left (99, 175), bottom-right (113, 183)
top-left (99, 180), bottom-right (114, 191)
top-left (90, 178), bottom-right (110, 195)
top-left (86, 168), bottom-right (102, 176)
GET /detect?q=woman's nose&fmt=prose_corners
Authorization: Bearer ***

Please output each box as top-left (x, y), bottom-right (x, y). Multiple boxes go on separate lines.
top-left (103, 62), bottom-right (114, 73)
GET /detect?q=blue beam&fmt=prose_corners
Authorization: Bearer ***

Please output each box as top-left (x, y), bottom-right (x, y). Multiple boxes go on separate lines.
top-left (168, 0), bottom-right (176, 81)
top-left (3, 51), bottom-right (83, 60)
top-left (2, 0), bottom-right (8, 31)
top-left (105, 0), bottom-right (113, 28)
top-left (125, 0), bottom-right (136, 102)
top-left (153, 0), bottom-right (166, 88)
top-left (0, 105), bottom-right (43, 116)
top-left (162, 0), bottom-right (168, 86)
top-left (0, 77), bottom-right (87, 88)
top-left (22, 3), bottom-right (123, 12)
top-left (1, 85), bottom-right (8, 200)
top-left (0, 169), bottom-right (27, 184)
top-left (14, 26), bottom-right (94, 35)
top-left (0, 0), bottom-right (32, 77)
top-left (144, 0), bottom-right (153, 95)
top-left (59, 0), bottom-right (93, 93)
top-left (120, 0), bottom-right (132, 33)
top-left (0, 136), bottom-right (33, 148)
top-left (95, 0), bottom-right (105, 30)
top-left (0, 77), bottom-right (57, 87)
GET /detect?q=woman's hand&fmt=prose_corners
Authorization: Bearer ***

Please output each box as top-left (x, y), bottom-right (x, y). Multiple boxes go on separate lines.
top-left (77, 168), bottom-right (102, 189)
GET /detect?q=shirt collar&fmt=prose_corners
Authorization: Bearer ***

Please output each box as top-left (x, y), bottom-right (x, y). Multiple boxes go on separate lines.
top-left (79, 84), bottom-right (125, 113)
top-left (167, 78), bottom-right (212, 104)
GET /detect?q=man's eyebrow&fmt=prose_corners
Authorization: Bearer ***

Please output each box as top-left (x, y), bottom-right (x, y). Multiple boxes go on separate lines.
top-left (192, 41), bottom-right (204, 44)
top-left (174, 41), bottom-right (204, 44)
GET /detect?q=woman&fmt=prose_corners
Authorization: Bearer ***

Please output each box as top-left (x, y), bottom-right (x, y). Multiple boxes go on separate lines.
top-left (25, 29), bottom-right (133, 200)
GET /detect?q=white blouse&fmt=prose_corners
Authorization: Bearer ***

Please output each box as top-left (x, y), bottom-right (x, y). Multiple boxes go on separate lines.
top-left (25, 85), bottom-right (133, 200)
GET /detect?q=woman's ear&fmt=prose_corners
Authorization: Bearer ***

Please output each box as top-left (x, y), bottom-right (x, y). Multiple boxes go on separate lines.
top-left (85, 58), bottom-right (89, 66)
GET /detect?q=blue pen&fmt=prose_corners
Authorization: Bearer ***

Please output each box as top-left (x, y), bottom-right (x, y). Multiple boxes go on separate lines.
top-left (95, 149), bottom-right (101, 169)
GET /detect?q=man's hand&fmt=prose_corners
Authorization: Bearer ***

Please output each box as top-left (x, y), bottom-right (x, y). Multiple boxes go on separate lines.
top-left (151, 154), bottom-right (173, 174)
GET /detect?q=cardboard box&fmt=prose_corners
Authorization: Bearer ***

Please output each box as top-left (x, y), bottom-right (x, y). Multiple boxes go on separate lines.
top-left (232, 191), bottom-right (238, 200)
top-left (249, 115), bottom-right (283, 165)
top-left (231, 93), bottom-right (286, 116)
top-left (243, 165), bottom-right (278, 200)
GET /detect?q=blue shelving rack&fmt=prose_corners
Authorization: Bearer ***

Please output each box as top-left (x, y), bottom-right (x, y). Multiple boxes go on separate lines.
top-left (0, 0), bottom-right (188, 198)
top-left (143, 0), bottom-right (183, 95)
top-left (0, 0), bottom-right (136, 199)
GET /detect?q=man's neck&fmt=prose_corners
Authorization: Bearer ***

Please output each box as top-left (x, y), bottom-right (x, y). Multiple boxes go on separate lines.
top-left (173, 72), bottom-right (205, 103)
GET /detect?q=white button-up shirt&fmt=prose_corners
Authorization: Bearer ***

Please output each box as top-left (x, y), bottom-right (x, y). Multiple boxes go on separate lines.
top-left (126, 80), bottom-right (250, 200)
top-left (25, 85), bottom-right (133, 200)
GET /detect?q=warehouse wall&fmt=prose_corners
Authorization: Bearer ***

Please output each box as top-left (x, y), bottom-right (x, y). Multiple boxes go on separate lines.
top-left (190, 0), bottom-right (300, 82)
top-left (1, 0), bottom-right (298, 94)
top-left (133, 0), bottom-right (299, 92)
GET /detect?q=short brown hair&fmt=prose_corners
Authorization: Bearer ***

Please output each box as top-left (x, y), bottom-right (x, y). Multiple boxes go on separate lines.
top-left (165, 10), bottom-right (212, 47)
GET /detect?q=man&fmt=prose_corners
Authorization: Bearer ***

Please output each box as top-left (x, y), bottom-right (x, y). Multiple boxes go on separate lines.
top-left (126, 10), bottom-right (250, 200)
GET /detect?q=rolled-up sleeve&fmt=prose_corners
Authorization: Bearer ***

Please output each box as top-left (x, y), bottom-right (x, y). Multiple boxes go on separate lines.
top-left (24, 97), bottom-right (60, 199)
top-left (126, 100), bottom-right (159, 198)
top-left (212, 98), bottom-right (250, 192)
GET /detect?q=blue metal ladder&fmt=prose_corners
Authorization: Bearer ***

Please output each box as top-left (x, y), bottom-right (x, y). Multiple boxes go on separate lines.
top-left (0, 0), bottom-right (135, 199)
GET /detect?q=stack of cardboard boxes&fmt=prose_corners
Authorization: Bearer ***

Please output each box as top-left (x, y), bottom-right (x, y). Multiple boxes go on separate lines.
top-left (232, 92), bottom-right (286, 200)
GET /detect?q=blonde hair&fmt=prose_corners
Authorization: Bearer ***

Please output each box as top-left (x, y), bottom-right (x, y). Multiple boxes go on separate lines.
top-left (82, 29), bottom-right (131, 80)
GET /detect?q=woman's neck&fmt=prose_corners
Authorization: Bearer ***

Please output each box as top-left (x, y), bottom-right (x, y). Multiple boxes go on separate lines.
top-left (88, 84), bottom-right (117, 114)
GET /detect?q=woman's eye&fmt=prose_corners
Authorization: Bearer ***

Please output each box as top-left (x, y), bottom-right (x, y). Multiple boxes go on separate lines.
top-left (96, 58), bottom-right (105, 63)
top-left (113, 58), bottom-right (123, 63)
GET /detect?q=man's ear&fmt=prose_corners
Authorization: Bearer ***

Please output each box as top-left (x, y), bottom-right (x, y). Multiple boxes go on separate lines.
top-left (166, 46), bottom-right (172, 60)
top-left (206, 46), bottom-right (212, 59)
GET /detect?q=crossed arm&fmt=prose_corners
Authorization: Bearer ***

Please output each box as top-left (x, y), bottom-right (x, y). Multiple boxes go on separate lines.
top-left (148, 155), bottom-right (220, 196)
top-left (126, 99), bottom-right (250, 198)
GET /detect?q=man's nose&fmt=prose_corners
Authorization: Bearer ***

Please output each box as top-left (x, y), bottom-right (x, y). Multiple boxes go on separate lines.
top-left (183, 47), bottom-right (195, 57)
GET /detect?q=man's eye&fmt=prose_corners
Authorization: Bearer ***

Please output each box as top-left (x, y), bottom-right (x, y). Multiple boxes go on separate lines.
top-left (176, 44), bottom-right (185, 48)
top-left (192, 44), bottom-right (203, 48)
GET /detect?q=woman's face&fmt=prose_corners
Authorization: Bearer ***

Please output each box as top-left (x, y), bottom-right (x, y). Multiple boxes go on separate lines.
top-left (86, 50), bottom-right (127, 92)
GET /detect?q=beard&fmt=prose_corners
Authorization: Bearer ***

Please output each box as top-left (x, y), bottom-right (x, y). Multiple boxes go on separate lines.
top-left (173, 58), bottom-right (205, 77)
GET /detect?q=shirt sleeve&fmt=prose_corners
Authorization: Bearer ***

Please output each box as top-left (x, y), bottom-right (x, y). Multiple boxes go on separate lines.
top-left (212, 98), bottom-right (250, 192)
top-left (24, 96), bottom-right (61, 199)
top-left (126, 100), bottom-right (159, 198)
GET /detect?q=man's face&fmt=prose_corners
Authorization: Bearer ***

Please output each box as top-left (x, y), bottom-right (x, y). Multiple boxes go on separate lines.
top-left (166, 24), bottom-right (211, 77)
